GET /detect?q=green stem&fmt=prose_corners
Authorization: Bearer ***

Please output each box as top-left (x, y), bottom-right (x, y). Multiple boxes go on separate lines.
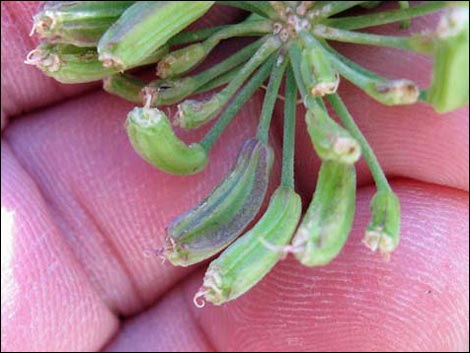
top-left (215, 36), bottom-right (282, 114)
top-left (398, 1), bottom-right (411, 29)
top-left (320, 40), bottom-right (382, 80)
top-left (217, 1), bottom-right (280, 20)
top-left (288, 40), bottom-right (330, 109)
top-left (103, 74), bottom-right (144, 103)
top-left (310, 1), bottom-right (369, 19)
top-left (168, 11), bottom-right (272, 46)
top-left (281, 65), bottom-right (297, 188)
top-left (194, 39), bottom-right (265, 87)
top-left (311, 24), bottom-right (432, 54)
top-left (323, 1), bottom-right (448, 30)
top-left (320, 41), bottom-right (420, 105)
top-left (204, 20), bottom-right (273, 49)
top-left (287, 41), bottom-right (308, 99)
top-left (194, 65), bottom-right (240, 94)
top-left (146, 39), bottom-right (264, 106)
top-left (327, 93), bottom-right (391, 192)
top-left (256, 54), bottom-right (287, 144)
top-left (169, 26), bottom-right (226, 46)
top-left (200, 56), bottom-right (275, 150)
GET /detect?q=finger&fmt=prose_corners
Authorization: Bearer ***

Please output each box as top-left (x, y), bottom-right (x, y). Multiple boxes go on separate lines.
top-left (0, 2), bottom-right (245, 124)
top-left (2, 88), bottom-right (281, 317)
top-left (1, 142), bottom-right (118, 352)
top-left (180, 181), bottom-right (469, 351)
top-left (104, 286), bottom-right (213, 352)
top-left (286, 13), bottom-right (469, 197)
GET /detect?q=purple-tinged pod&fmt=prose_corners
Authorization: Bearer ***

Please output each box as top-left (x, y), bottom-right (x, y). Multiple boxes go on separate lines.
top-left (165, 138), bottom-right (274, 267)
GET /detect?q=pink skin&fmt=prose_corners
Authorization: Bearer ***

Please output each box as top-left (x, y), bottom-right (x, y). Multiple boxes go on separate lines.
top-left (1, 2), bottom-right (468, 351)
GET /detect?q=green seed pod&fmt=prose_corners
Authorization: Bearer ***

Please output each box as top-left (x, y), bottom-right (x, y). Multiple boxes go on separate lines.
top-left (103, 74), bottom-right (144, 103)
top-left (363, 190), bottom-right (401, 260)
top-left (25, 42), bottom-right (115, 83)
top-left (428, 6), bottom-right (469, 113)
top-left (126, 106), bottom-right (208, 175)
top-left (367, 79), bottom-right (420, 105)
top-left (323, 44), bottom-right (420, 105)
top-left (97, 1), bottom-right (214, 70)
top-left (194, 186), bottom-right (302, 306)
top-left (305, 104), bottom-right (361, 164)
top-left (157, 43), bottom-right (207, 79)
top-left (31, 1), bottom-right (135, 47)
top-left (301, 43), bottom-right (340, 97)
top-left (165, 138), bottom-right (274, 266)
top-left (292, 161), bottom-right (357, 266)
top-left (175, 96), bottom-right (223, 129)
top-left (25, 42), bottom-right (168, 84)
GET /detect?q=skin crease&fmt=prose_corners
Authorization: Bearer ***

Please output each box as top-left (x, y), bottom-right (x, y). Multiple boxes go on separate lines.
top-left (1, 2), bottom-right (468, 352)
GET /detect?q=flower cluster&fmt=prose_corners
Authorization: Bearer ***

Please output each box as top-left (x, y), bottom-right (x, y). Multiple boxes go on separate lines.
top-left (26, 1), bottom-right (469, 307)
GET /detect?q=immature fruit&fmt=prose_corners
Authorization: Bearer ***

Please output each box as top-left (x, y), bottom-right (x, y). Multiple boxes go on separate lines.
top-left (300, 32), bottom-right (340, 96)
top-left (195, 186), bottom-right (302, 306)
top-left (305, 103), bottom-right (361, 165)
top-left (363, 190), bottom-right (401, 260)
top-left (292, 161), bottom-right (357, 266)
top-left (103, 74), bottom-right (144, 103)
top-left (25, 42), bottom-right (167, 84)
top-left (165, 138), bottom-right (273, 266)
top-left (31, 1), bottom-right (135, 47)
top-left (98, 1), bottom-right (214, 70)
top-left (428, 6), bottom-right (469, 113)
top-left (126, 106), bottom-right (208, 175)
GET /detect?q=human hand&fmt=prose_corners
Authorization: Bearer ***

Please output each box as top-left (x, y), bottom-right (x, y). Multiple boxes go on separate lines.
top-left (1, 2), bottom-right (468, 351)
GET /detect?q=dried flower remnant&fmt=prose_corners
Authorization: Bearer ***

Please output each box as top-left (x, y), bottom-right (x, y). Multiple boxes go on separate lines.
top-left (363, 190), bottom-right (401, 261)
